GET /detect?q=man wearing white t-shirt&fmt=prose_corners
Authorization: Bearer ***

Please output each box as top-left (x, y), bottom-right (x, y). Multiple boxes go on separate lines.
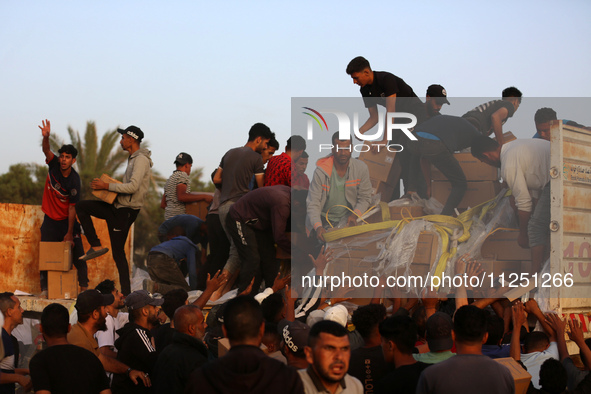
top-left (471, 136), bottom-right (551, 273)
top-left (95, 280), bottom-right (128, 359)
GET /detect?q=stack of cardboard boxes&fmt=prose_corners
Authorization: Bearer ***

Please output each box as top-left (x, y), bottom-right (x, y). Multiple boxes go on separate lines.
top-left (39, 241), bottom-right (78, 299)
top-left (358, 149), bottom-right (401, 203)
top-left (430, 153), bottom-right (501, 211)
top-left (479, 229), bottom-right (532, 278)
top-left (430, 132), bottom-right (516, 212)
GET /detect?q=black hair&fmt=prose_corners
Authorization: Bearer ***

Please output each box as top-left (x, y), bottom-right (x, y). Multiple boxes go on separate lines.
top-left (379, 315), bottom-right (417, 355)
top-left (523, 331), bottom-right (550, 353)
top-left (262, 321), bottom-right (281, 347)
top-left (298, 151), bottom-right (309, 160)
top-left (261, 293), bottom-right (285, 323)
top-left (0, 292), bottom-right (16, 315)
top-left (539, 358), bottom-right (567, 393)
top-left (346, 56), bottom-right (371, 75)
top-left (41, 303), bottom-right (70, 338)
top-left (534, 107), bottom-right (558, 124)
top-left (453, 305), bottom-right (487, 344)
top-left (247, 123), bottom-right (274, 142)
top-left (95, 279), bottom-right (116, 295)
top-left (412, 305), bottom-right (428, 339)
top-left (223, 296), bottom-right (264, 342)
top-left (268, 137), bottom-right (280, 151)
top-left (308, 320), bottom-right (348, 347)
top-left (502, 86), bottom-right (523, 103)
top-left (331, 131), bottom-right (352, 146)
top-left (58, 144), bottom-right (78, 159)
top-left (352, 304), bottom-right (386, 340)
top-left (162, 288), bottom-right (188, 320)
top-left (287, 135), bottom-right (306, 151)
top-left (485, 314), bottom-right (505, 346)
top-left (581, 338), bottom-right (591, 367)
top-left (470, 135), bottom-right (499, 159)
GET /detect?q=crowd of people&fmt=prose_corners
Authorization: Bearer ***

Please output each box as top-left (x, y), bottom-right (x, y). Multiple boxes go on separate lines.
top-left (0, 55), bottom-right (589, 393)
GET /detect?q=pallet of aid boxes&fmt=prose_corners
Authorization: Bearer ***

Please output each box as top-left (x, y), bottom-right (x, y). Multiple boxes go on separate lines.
top-left (325, 227), bottom-right (440, 301)
top-left (39, 241), bottom-right (78, 299)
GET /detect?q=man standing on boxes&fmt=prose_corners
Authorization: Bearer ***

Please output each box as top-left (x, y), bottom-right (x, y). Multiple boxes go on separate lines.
top-left (161, 152), bottom-right (213, 220)
top-left (38, 119), bottom-right (88, 297)
top-left (306, 132), bottom-right (372, 242)
top-left (76, 125), bottom-right (153, 295)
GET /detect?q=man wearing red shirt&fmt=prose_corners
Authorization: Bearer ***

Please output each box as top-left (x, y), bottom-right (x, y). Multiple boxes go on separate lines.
top-left (264, 135), bottom-right (306, 187)
top-left (38, 119), bottom-right (88, 296)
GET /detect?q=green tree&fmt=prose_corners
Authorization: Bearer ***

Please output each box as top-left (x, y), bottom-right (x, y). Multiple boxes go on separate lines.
top-left (189, 167), bottom-right (215, 192)
top-left (0, 163), bottom-right (46, 204)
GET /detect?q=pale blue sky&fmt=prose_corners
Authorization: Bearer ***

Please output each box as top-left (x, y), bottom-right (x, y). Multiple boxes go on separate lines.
top-left (1, 1), bottom-right (590, 182)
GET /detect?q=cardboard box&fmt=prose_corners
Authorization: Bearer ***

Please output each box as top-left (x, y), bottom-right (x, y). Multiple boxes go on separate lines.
top-left (370, 178), bottom-right (395, 202)
top-left (477, 260), bottom-right (530, 278)
top-left (91, 174), bottom-right (121, 204)
top-left (494, 358), bottom-right (531, 394)
top-left (39, 241), bottom-right (72, 271)
top-left (480, 230), bottom-right (532, 261)
top-left (359, 149), bottom-right (397, 182)
top-left (389, 205), bottom-right (424, 221)
top-left (48, 269), bottom-right (78, 300)
top-left (337, 230), bottom-right (387, 259)
top-left (186, 195), bottom-right (213, 219)
top-left (327, 258), bottom-right (351, 277)
top-left (349, 260), bottom-right (374, 278)
top-left (413, 232), bottom-right (439, 266)
top-left (430, 153), bottom-right (498, 182)
top-left (431, 180), bottom-right (501, 210)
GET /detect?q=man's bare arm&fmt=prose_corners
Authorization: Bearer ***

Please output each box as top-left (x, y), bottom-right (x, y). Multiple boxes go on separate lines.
top-left (490, 107), bottom-right (509, 145)
top-left (39, 119), bottom-right (54, 161)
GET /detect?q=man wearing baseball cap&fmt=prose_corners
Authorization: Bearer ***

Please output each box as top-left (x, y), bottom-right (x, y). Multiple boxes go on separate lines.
top-left (161, 152), bottom-right (213, 220)
top-left (76, 125), bottom-right (153, 295)
top-left (281, 320), bottom-right (310, 369)
top-left (111, 290), bottom-right (163, 394)
top-left (426, 84), bottom-right (451, 118)
top-left (68, 290), bottom-right (150, 387)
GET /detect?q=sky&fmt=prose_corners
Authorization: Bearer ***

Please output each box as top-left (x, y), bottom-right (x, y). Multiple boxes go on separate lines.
top-left (1, 1), bottom-right (590, 184)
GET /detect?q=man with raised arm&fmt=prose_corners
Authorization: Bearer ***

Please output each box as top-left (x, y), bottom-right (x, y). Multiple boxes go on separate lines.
top-left (38, 119), bottom-right (88, 296)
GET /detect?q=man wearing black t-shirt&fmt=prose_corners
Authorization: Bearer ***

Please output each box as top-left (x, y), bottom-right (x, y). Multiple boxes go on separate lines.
top-left (30, 303), bottom-right (110, 394)
top-left (462, 86), bottom-right (522, 145)
top-left (39, 119), bottom-right (88, 296)
top-left (346, 56), bottom-right (427, 198)
top-left (374, 315), bottom-right (429, 394)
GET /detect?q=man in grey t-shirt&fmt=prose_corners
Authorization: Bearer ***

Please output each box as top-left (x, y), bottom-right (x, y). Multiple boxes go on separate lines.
top-left (212, 123), bottom-right (275, 276)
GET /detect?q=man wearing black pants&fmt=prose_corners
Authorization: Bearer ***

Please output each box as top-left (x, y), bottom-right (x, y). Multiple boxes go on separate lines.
top-left (76, 125), bottom-right (153, 295)
top-left (226, 185), bottom-right (291, 294)
top-left (406, 115), bottom-right (481, 216)
top-left (38, 119), bottom-right (88, 296)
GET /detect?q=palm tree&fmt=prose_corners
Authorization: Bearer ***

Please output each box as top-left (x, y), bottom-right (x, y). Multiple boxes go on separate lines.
top-left (49, 121), bottom-right (128, 199)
